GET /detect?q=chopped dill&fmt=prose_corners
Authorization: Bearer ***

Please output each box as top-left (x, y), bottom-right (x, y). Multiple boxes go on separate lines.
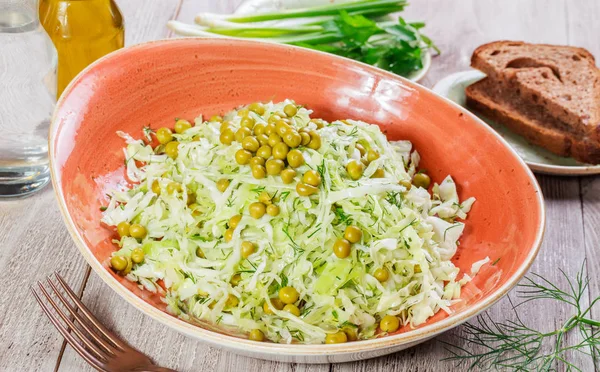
top-left (196, 296), bottom-right (211, 305)
top-left (443, 223), bottom-right (462, 241)
top-left (142, 126), bottom-right (153, 142)
top-left (385, 191), bottom-right (403, 208)
top-left (301, 304), bottom-right (314, 316)
top-left (348, 126), bottom-right (358, 137)
top-left (307, 224), bottom-right (322, 239)
top-left (282, 221), bottom-right (304, 255)
top-left (333, 205), bottom-right (351, 225)
top-left (341, 321), bottom-right (358, 329)
top-left (316, 159), bottom-right (327, 184)
top-left (225, 195), bottom-right (236, 208)
top-left (399, 218), bottom-right (418, 233)
top-left (289, 329), bottom-right (305, 342)
top-left (250, 186), bottom-right (266, 195)
top-left (275, 274), bottom-right (288, 290)
top-left (124, 149), bottom-right (141, 166)
top-left (245, 259), bottom-right (257, 271)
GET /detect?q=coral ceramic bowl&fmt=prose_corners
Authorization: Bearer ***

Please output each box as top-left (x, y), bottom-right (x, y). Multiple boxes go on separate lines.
top-left (49, 38), bottom-right (545, 363)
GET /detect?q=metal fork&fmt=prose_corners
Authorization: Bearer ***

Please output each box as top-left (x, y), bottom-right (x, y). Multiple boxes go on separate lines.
top-left (31, 272), bottom-right (177, 372)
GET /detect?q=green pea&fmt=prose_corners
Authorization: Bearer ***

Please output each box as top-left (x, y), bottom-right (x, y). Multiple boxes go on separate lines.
top-left (156, 128), bottom-right (173, 144)
top-left (413, 173), bottom-right (431, 189)
top-left (110, 256), bottom-right (128, 271)
top-left (131, 248), bottom-right (145, 263)
top-left (284, 104), bottom-right (298, 117)
top-left (174, 119), bottom-right (192, 134)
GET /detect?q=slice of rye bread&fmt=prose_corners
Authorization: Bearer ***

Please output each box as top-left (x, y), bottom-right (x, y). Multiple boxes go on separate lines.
top-left (471, 41), bottom-right (600, 141)
top-left (466, 78), bottom-right (600, 164)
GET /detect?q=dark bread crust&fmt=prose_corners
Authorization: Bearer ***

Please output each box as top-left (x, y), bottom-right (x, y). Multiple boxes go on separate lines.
top-left (471, 41), bottom-right (600, 138)
top-left (466, 78), bottom-right (600, 164)
top-left (471, 41), bottom-right (596, 75)
top-left (467, 41), bottom-right (600, 163)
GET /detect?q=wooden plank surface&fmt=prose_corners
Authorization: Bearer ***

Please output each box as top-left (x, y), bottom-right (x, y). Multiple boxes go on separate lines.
top-left (0, 1), bottom-right (180, 372)
top-left (1, 0), bottom-right (599, 371)
top-left (569, 0), bottom-right (600, 354)
top-left (0, 188), bottom-right (89, 372)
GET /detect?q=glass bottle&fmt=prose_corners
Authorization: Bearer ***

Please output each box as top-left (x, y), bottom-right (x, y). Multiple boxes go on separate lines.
top-left (39, 0), bottom-right (124, 98)
top-left (0, 0), bottom-right (57, 197)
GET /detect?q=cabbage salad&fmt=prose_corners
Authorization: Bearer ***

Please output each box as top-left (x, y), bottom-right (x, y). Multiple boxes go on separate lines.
top-left (101, 100), bottom-right (477, 344)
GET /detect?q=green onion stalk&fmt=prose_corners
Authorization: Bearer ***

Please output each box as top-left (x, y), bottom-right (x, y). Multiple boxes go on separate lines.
top-left (167, 0), bottom-right (438, 78)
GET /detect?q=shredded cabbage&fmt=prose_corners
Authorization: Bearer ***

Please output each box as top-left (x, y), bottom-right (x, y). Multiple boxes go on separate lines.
top-left (102, 100), bottom-right (481, 344)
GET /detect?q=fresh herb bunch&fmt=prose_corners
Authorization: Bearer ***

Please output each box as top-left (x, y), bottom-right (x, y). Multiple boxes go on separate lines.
top-left (168, 0), bottom-right (438, 78)
top-left (443, 262), bottom-right (600, 371)
top-left (296, 12), bottom-right (438, 77)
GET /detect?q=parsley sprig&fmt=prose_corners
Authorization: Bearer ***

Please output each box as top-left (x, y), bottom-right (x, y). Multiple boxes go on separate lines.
top-left (303, 12), bottom-right (437, 77)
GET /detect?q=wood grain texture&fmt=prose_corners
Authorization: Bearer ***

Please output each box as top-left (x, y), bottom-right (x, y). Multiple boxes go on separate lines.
top-left (0, 1), bottom-right (180, 372)
top-left (568, 0), bottom-right (600, 360)
top-left (402, 0), bottom-right (569, 88)
top-left (117, 0), bottom-right (181, 45)
top-left (0, 187), bottom-right (89, 372)
top-left (175, 0), bottom-right (245, 25)
top-left (2, 0), bottom-right (600, 371)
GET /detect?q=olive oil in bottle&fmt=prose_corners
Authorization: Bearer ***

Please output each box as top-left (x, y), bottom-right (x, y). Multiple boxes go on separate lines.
top-left (39, 0), bottom-right (124, 98)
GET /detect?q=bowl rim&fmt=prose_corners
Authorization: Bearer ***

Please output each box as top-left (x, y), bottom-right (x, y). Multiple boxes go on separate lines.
top-left (48, 37), bottom-right (545, 356)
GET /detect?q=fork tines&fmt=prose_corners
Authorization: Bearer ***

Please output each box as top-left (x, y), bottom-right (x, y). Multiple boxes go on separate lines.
top-left (30, 273), bottom-right (126, 370)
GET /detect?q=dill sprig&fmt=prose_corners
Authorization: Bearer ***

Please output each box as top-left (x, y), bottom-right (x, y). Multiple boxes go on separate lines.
top-left (282, 219), bottom-right (304, 255)
top-left (385, 191), bottom-right (402, 208)
top-left (225, 196), bottom-right (236, 208)
top-left (333, 205), bottom-right (351, 225)
top-left (317, 159), bottom-right (327, 187)
top-left (443, 262), bottom-right (600, 371)
top-left (280, 191), bottom-right (291, 201)
top-left (142, 126), bottom-right (153, 143)
top-left (250, 186), bottom-right (266, 195)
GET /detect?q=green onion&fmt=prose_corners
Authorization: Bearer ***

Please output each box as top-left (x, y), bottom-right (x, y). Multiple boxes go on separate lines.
top-left (207, 0), bottom-right (408, 23)
top-left (168, 0), bottom-right (438, 78)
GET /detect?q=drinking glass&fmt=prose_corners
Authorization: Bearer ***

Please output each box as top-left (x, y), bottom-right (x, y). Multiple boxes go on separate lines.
top-left (0, 0), bottom-right (57, 197)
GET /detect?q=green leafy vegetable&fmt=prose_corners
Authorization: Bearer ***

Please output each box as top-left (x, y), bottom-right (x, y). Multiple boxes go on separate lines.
top-left (301, 13), bottom-right (434, 76)
top-left (167, 0), bottom-right (437, 78)
top-left (443, 262), bottom-right (600, 370)
top-left (225, 0), bottom-right (408, 23)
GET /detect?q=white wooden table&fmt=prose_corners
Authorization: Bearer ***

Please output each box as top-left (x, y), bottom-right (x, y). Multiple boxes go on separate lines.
top-left (1, 1), bottom-right (599, 371)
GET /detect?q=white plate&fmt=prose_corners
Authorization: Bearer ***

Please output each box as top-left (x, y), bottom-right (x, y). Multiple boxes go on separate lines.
top-left (433, 70), bottom-right (600, 176)
top-left (235, 0), bottom-right (432, 82)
